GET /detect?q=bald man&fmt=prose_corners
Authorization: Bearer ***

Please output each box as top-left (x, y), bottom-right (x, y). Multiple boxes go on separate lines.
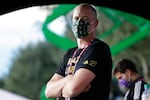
top-left (45, 3), bottom-right (112, 100)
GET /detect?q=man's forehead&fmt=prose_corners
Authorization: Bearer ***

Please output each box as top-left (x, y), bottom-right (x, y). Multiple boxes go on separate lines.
top-left (73, 10), bottom-right (92, 19)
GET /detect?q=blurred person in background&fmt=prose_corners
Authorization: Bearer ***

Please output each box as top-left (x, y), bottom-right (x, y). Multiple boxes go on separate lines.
top-left (113, 58), bottom-right (147, 100)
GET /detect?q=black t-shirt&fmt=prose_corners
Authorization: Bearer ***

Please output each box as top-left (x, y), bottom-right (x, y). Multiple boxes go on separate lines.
top-left (56, 38), bottom-right (112, 100)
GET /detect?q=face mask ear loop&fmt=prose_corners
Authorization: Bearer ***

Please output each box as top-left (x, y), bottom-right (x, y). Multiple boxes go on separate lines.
top-left (88, 20), bottom-right (98, 34)
top-left (129, 73), bottom-right (132, 82)
top-left (77, 18), bottom-right (80, 23)
top-left (88, 28), bottom-right (94, 34)
top-left (73, 17), bottom-right (81, 25)
top-left (90, 20), bottom-right (96, 25)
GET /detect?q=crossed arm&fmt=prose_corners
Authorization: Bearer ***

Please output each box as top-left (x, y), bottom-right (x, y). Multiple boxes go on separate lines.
top-left (45, 68), bottom-right (95, 98)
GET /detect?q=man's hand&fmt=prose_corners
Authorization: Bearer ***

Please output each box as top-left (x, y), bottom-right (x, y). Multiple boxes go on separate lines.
top-left (83, 84), bottom-right (91, 92)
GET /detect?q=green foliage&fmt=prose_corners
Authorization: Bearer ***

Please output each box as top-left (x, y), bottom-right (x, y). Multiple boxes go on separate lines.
top-left (3, 41), bottom-right (65, 100)
top-left (0, 78), bottom-right (4, 88)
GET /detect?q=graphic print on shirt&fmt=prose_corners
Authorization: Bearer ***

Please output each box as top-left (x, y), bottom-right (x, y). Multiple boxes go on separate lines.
top-left (83, 60), bottom-right (97, 67)
top-left (65, 56), bottom-right (79, 75)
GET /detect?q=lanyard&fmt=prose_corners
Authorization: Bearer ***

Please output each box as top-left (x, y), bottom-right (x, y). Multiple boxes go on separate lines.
top-left (67, 42), bottom-right (91, 75)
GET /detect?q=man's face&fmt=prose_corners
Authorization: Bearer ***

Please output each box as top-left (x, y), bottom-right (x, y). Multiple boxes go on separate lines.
top-left (115, 70), bottom-right (132, 87)
top-left (72, 6), bottom-right (98, 38)
top-left (115, 71), bottom-right (130, 81)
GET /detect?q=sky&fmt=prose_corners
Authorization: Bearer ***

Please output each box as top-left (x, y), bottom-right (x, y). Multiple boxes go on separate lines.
top-left (0, 6), bottom-right (48, 78)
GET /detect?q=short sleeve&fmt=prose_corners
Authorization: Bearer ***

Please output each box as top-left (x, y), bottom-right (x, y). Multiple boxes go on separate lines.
top-left (55, 47), bottom-right (77, 76)
top-left (77, 40), bottom-right (112, 76)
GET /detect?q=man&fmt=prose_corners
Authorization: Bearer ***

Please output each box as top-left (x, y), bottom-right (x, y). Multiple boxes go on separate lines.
top-left (113, 58), bottom-right (146, 100)
top-left (45, 3), bottom-right (112, 100)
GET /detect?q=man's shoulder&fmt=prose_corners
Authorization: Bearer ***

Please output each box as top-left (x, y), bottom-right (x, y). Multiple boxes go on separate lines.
top-left (67, 46), bottom-right (77, 51)
top-left (93, 38), bottom-right (110, 48)
top-left (65, 46), bottom-right (77, 55)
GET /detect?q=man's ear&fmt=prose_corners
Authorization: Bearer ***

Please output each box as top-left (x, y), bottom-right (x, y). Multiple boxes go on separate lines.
top-left (94, 19), bottom-right (99, 27)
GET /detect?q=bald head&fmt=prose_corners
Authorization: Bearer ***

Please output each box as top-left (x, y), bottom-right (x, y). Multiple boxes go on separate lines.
top-left (73, 3), bottom-right (97, 21)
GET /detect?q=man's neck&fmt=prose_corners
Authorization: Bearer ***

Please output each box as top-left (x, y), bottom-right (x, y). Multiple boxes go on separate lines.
top-left (132, 73), bottom-right (141, 82)
top-left (77, 37), bottom-right (95, 49)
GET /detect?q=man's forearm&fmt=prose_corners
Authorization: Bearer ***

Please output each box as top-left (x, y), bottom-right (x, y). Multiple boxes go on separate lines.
top-left (62, 70), bottom-right (93, 98)
top-left (62, 74), bottom-right (79, 97)
top-left (45, 77), bottom-right (67, 98)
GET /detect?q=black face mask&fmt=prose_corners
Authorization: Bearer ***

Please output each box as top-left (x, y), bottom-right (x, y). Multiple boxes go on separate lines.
top-left (72, 18), bottom-right (90, 38)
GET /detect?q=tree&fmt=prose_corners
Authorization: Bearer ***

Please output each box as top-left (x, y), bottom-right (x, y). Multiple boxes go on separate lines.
top-left (3, 41), bottom-right (65, 100)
